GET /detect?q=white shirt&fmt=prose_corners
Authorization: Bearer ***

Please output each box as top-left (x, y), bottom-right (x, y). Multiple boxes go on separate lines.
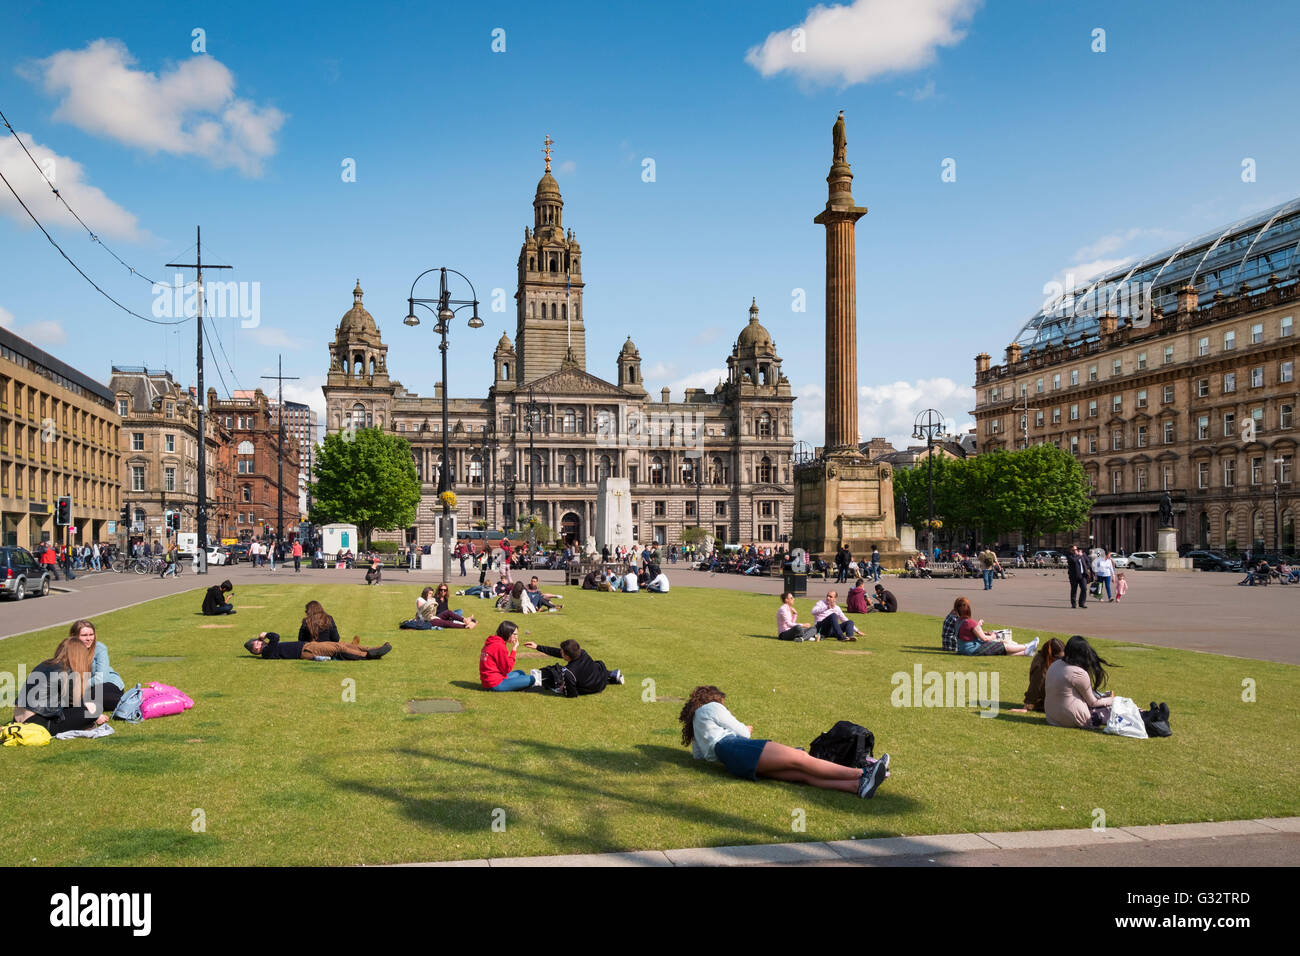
top-left (623, 574), bottom-right (639, 592)
top-left (648, 574), bottom-right (669, 592)
top-left (691, 701), bottom-right (751, 761)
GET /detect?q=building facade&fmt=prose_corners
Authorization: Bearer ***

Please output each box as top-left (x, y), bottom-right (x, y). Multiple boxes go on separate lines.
top-left (322, 156), bottom-right (795, 547)
top-left (210, 388), bottom-right (301, 541)
top-left (110, 367), bottom-right (224, 545)
top-left (233, 391), bottom-right (317, 522)
top-left (1, 327), bottom-right (121, 548)
top-left (973, 198), bottom-right (1300, 554)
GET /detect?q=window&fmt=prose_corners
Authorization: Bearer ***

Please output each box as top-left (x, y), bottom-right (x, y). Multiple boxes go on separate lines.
top-left (1197, 415), bottom-right (1210, 440)
top-left (1224, 412), bottom-right (1236, 437)
top-left (1197, 379), bottom-right (1209, 398)
top-left (1112, 431), bottom-right (1123, 451)
top-left (757, 456), bottom-right (773, 483)
top-left (1137, 425), bottom-right (1148, 447)
top-left (649, 456), bottom-right (664, 485)
top-left (1281, 455), bottom-right (1293, 484)
top-left (1163, 345), bottom-right (1175, 365)
top-left (1251, 407), bottom-right (1264, 432)
top-left (1112, 471), bottom-right (1123, 493)
top-left (1224, 372), bottom-right (1236, 393)
top-left (1088, 400), bottom-right (1097, 418)
top-left (1035, 411), bottom-right (1044, 428)
top-left (1088, 365), bottom-right (1098, 382)
top-left (1163, 421), bottom-right (1175, 444)
top-left (1223, 330), bottom-right (1236, 351)
top-left (117, 399), bottom-right (128, 417)
top-left (685, 500), bottom-right (696, 517)
top-left (1251, 457), bottom-right (1263, 484)
top-left (238, 460), bottom-right (251, 474)
top-left (1033, 378), bottom-right (1042, 394)
top-left (1163, 385), bottom-right (1174, 404)
top-left (653, 500), bottom-right (666, 517)
top-left (131, 432), bottom-right (144, 451)
top-left (1281, 361), bottom-right (1294, 384)
top-left (1282, 316), bottom-right (1294, 338)
top-left (1070, 403), bottom-right (1079, 421)
top-left (1197, 462), bottom-right (1209, 489)
top-left (165, 402), bottom-right (174, 419)
top-left (714, 501), bottom-right (727, 517)
top-left (1052, 407), bottom-right (1061, 424)
top-left (990, 419), bottom-right (1001, 434)
top-left (1282, 404), bottom-right (1294, 429)
top-left (165, 433), bottom-right (175, 453)
top-left (1112, 359), bottom-right (1122, 376)
top-left (757, 413), bottom-right (773, 438)
top-left (237, 440), bottom-right (254, 455)
top-left (1052, 373), bottom-right (1061, 390)
top-left (164, 467), bottom-right (175, 492)
top-left (1136, 389), bottom-right (1147, 409)
top-left (1198, 337), bottom-right (1210, 357)
top-left (1251, 366), bottom-right (1264, 388)
top-left (1224, 459), bottom-right (1236, 487)
top-left (241, 484), bottom-right (251, 502)
top-left (1070, 369), bottom-right (1079, 386)
top-left (759, 500), bottom-right (775, 517)
top-left (1070, 436), bottom-right (1079, 455)
top-left (1163, 466), bottom-right (1174, 490)
top-left (1137, 352), bottom-right (1147, 370)
top-left (1112, 395), bottom-right (1122, 412)
top-left (1088, 435), bottom-right (1098, 454)
top-left (1251, 323), bottom-right (1264, 344)
top-left (131, 466), bottom-right (145, 492)
top-left (1136, 467), bottom-right (1147, 491)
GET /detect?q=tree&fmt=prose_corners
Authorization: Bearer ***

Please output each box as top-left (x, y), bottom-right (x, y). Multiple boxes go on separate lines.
top-left (996, 443), bottom-right (1094, 544)
top-left (309, 428), bottom-right (421, 548)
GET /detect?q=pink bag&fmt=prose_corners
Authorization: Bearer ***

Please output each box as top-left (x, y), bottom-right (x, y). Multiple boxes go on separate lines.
top-left (139, 681), bottom-right (195, 720)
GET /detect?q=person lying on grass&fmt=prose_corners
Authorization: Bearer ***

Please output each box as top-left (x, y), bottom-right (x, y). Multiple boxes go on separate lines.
top-left (202, 579), bottom-right (236, 615)
top-left (952, 597), bottom-right (1037, 657)
top-left (13, 636), bottom-right (110, 734)
top-left (479, 620), bottom-right (541, 691)
top-left (244, 632), bottom-right (391, 660)
top-left (678, 686), bottom-right (890, 799)
top-left (525, 576), bottom-right (562, 612)
top-left (1009, 637), bottom-right (1065, 713)
top-left (521, 638), bottom-right (624, 696)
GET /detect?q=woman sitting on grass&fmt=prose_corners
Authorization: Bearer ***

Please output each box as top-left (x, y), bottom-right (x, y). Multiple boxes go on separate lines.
top-left (12, 637), bottom-right (109, 734)
top-left (845, 578), bottom-right (870, 614)
top-left (71, 618), bottom-right (124, 714)
top-left (678, 686), bottom-right (890, 799)
top-left (1010, 637), bottom-right (1065, 713)
top-left (1044, 635), bottom-right (1120, 729)
top-left (299, 600), bottom-right (344, 644)
top-left (422, 584), bottom-right (478, 629)
top-left (952, 597), bottom-right (1037, 657)
top-left (479, 621), bottom-right (540, 692)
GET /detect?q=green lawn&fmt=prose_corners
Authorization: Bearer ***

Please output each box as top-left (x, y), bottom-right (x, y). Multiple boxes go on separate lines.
top-left (1, 582), bottom-right (1296, 866)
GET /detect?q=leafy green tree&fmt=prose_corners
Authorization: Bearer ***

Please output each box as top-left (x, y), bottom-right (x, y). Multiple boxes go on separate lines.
top-left (996, 443), bottom-right (1093, 543)
top-left (309, 428), bottom-right (420, 548)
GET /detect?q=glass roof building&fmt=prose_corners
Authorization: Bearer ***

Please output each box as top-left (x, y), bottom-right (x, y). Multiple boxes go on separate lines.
top-left (1014, 198), bottom-right (1300, 353)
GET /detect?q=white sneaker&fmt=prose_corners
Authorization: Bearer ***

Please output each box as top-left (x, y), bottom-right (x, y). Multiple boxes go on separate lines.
top-left (530, 668), bottom-right (542, 687)
top-left (1023, 637), bottom-right (1040, 657)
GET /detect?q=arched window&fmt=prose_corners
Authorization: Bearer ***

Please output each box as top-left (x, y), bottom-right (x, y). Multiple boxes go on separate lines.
top-left (758, 456), bottom-right (773, 483)
top-left (1284, 510), bottom-right (1295, 550)
top-left (563, 455), bottom-right (577, 484)
top-left (551, 303), bottom-right (558, 320)
top-left (529, 257), bottom-right (535, 271)
top-left (596, 411), bottom-right (612, 436)
top-left (561, 303), bottom-right (567, 321)
top-left (369, 357), bottom-right (376, 377)
top-left (529, 454), bottom-right (546, 484)
top-left (237, 440), bottom-right (254, 456)
top-left (757, 413), bottom-right (773, 438)
top-left (502, 362), bottom-right (510, 381)
top-left (650, 456), bottom-right (664, 485)
top-left (710, 455), bottom-right (726, 484)
top-left (563, 410), bottom-right (576, 433)
top-left (598, 454), bottom-right (612, 480)
top-left (469, 454), bottom-right (483, 486)
top-left (1225, 510), bottom-right (1236, 549)
top-left (549, 254), bottom-right (558, 272)
top-left (1199, 511), bottom-right (1211, 547)
top-left (1252, 510), bottom-right (1265, 550)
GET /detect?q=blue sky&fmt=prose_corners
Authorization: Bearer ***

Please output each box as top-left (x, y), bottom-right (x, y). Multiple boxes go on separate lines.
top-left (2, 0), bottom-right (1298, 449)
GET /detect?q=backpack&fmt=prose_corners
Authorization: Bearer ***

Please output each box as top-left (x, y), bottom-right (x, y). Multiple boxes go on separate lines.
top-left (1, 722), bottom-right (52, 747)
top-left (809, 720), bottom-right (875, 768)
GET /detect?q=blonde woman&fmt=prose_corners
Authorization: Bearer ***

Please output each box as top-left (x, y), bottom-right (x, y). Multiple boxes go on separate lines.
top-left (13, 637), bottom-right (108, 734)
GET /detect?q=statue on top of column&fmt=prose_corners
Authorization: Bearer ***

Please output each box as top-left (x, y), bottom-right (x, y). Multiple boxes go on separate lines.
top-left (832, 111), bottom-right (847, 164)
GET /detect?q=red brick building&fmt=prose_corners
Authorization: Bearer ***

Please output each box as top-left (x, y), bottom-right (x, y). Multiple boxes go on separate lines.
top-left (208, 388), bottom-right (300, 541)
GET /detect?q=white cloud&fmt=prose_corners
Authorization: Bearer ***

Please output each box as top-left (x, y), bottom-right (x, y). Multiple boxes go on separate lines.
top-left (898, 79), bottom-right (937, 101)
top-left (746, 0), bottom-right (981, 87)
top-left (794, 376), bottom-right (974, 449)
top-left (27, 39), bottom-right (285, 176)
top-left (0, 306), bottom-right (67, 346)
top-left (666, 367), bottom-right (728, 400)
top-left (556, 159), bottom-right (576, 176)
top-left (1049, 226), bottom-right (1180, 292)
top-left (0, 130), bottom-right (145, 239)
top-left (282, 376), bottom-right (326, 438)
top-left (247, 326), bottom-right (300, 349)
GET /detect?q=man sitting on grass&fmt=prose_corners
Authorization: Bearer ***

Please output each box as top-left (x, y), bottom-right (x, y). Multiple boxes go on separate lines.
top-left (526, 576), bottom-right (562, 611)
top-left (202, 580), bottom-right (236, 615)
top-left (811, 590), bottom-right (857, 641)
top-left (522, 638), bottom-right (624, 696)
top-left (869, 584), bottom-right (898, 613)
top-left (244, 631), bottom-right (392, 660)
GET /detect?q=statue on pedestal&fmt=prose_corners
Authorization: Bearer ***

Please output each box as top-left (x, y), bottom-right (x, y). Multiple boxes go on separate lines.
top-left (1159, 492), bottom-right (1174, 527)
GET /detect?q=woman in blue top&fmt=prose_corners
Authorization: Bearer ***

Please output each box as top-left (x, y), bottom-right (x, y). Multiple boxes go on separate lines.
top-left (678, 686), bottom-right (889, 798)
top-left (71, 618), bottom-right (125, 713)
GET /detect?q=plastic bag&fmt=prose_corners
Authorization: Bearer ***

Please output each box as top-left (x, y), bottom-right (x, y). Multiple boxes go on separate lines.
top-left (1103, 696), bottom-right (1149, 738)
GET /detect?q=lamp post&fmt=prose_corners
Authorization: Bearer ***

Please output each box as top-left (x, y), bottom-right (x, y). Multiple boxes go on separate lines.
top-left (912, 408), bottom-right (947, 563)
top-left (694, 453), bottom-right (702, 529)
top-left (478, 423), bottom-right (496, 537)
top-left (404, 267), bottom-right (482, 586)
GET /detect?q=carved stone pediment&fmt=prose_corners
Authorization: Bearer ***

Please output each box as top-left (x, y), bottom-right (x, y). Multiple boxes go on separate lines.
top-left (525, 367), bottom-right (624, 396)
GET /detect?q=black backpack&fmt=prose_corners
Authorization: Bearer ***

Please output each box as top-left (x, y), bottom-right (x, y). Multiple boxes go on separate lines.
top-left (809, 721), bottom-right (875, 768)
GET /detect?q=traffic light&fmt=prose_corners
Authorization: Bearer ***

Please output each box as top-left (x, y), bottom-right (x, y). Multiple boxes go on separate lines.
top-left (167, 510), bottom-right (181, 533)
top-left (56, 496), bottom-right (72, 526)
top-left (120, 503), bottom-right (130, 525)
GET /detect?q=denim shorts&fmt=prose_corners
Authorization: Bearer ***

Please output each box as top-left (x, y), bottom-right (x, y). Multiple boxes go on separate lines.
top-left (714, 735), bottom-right (769, 780)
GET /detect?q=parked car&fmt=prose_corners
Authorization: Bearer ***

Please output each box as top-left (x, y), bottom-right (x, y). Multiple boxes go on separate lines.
top-left (1031, 550), bottom-right (1065, 566)
top-left (206, 546), bottom-right (230, 566)
top-left (0, 546), bottom-right (53, 600)
top-left (225, 543), bottom-right (250, 564)
top-left (1111, 553), bottom-right (1130, 569)
top-left (1183, 550), bottom-right (1243, 572)
top-left (1128, 551), bottom-right (1158, 569)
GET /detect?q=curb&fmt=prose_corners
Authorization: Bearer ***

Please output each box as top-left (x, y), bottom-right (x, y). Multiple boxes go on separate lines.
top-left (395, 817), bottom-right (1300, 867)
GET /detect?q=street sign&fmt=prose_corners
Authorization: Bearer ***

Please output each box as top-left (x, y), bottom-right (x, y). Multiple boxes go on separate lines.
top-left (107, 521), bottom-right (117, 534)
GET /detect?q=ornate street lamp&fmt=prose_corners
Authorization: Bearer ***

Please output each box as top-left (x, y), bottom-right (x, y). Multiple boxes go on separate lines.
top-left (403, 267), bottom-right (481, 585)
top-left (912, 408), bottom-right (947, 562)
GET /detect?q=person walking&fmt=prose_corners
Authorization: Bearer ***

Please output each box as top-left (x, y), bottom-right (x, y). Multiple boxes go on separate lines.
top-left (979, 545), bottom-right (998, 590)
top-left (1066, 544), bottom-right (1090, 609)
top-left (292, 538), bottom-right (303, 573)
top-left (1093, 550), bottom-right (1115, 602)
top-left (870, 546), bottom-right (881, 582)
top-left (835, 543), bottom-right (851, 584)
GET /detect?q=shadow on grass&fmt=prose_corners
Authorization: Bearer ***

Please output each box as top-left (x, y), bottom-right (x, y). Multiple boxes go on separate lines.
top-left (899, 646), bottom-right (956, 655)
top-left (314, 737), bottom-right (919, 857)
top-left (82, 828), bottom-right (222, 863)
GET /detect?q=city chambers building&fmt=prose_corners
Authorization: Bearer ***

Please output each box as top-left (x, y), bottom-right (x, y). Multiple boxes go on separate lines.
top-left (322, 154), bottom-right (795, 548)
top-left (973, 197), bottom-right (1300, 555)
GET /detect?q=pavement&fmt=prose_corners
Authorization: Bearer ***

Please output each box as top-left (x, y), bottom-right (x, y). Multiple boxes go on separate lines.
top-left (399, 817), bottom-right (1300, 867)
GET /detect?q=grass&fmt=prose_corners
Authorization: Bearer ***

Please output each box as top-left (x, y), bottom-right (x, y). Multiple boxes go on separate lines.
top-left (1, 581), bottom-right (1297, 866)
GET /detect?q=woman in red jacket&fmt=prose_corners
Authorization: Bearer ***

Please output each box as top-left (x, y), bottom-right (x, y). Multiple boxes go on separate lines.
top-left (479, 621), bottom-right (539, 692)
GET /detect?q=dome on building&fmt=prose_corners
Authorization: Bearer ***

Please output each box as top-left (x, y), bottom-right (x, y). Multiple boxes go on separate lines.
top-left (736, 298), bottom-right (773, 349)
top-left (535, 170), bottom-right (562, 201)
top-left (339, 280), bottom-right (378, 336)
top-left (495, 331), bottom-right (514, 352)
top-left (620, 336), bottom-right (638, 356)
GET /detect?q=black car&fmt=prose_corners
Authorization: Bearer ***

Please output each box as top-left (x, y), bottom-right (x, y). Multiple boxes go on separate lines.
top-left (1183, 550), bottom-right (1242, 572)
top-left (0, 546), bottom-right (53, 600)
top-left (225, 542), bottom-right (251, 565)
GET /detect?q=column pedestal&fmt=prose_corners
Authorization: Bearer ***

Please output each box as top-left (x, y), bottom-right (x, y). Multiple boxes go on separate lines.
top-left (1153, 525), bottom-right (1193, 571)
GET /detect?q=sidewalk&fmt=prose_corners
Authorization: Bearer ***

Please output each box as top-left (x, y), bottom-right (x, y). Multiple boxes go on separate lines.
top-left (398, 817), bottom-right (1300, 867)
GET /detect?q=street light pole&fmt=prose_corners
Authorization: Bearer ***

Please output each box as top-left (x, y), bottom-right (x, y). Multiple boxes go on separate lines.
top-left (404, 267), bottom-right (482, 587)
top-left (912, 409), bottom-right (946, 562)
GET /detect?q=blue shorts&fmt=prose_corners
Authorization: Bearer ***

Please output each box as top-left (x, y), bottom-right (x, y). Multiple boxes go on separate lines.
top-left (713, 735), bottom-right (769, 780)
